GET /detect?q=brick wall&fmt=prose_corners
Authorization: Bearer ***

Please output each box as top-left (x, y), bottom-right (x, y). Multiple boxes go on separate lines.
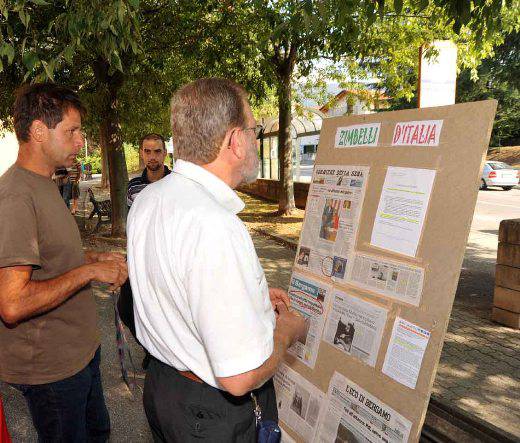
top-left (492, 219), bottom-right (520, 328)
top-left (238, 179), bottom-right (310, 209)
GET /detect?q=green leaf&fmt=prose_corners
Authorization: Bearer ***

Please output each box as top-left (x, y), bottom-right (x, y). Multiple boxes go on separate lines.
top-left (0, 43), bottom-right (15, 64)
top-left (0, 59), bottom-right (3, 73)
top-left (111, 51), bottom-right (123, 72)
top-left (19, 9), bottom-right (30, 28)
top-left (41, 60), bottom-right (55, 81)
top-left (117, 0), bottom-right (125, 24)
top-left (394, 0), bottom-right (403, 14)
top-left (21, 37), bottom-right (27, 56)
top-left (62, 45), bottom-right (75, 63)
top-left (22, 51), bottom-right (40, 71)
top-left (127, 0), bottom-right (139, 8)
top-left (29, 0), bottom-right (50, 5)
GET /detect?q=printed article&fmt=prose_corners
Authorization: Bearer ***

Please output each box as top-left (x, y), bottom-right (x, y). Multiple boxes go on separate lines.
top-left (287, 273), bottom-right (332, 368)
top-left (371, 167), bottom-right (436, 257)
top-left (323, 289), bottom-right (387, 367)
top-left (349, 253), bottom-right (425, 306)
top-left (315, 372), bottom-right (412, 443)
top-left (296, 165), bottom-right (369, 280)
top-left (274, 363), bottom-right (326, 442)
top-left (382, 318), bottom-right (431, 389)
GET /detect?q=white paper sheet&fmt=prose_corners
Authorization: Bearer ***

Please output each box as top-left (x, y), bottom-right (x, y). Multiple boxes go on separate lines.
top-left (287, 273), bottom-right (332, 368)
top-left (322, 289), bottom-right (388, 367)
top-left (382, 317), bottom-right (431, 389)
top-left (274, 363), bottom-right (326, 442)
top-left (295, 165), bottom-right (369, 280)
top-left (335, 123), bottom-right (381, 148)
top-left (349, 252), bottom-right (425, 306)
top-left (315, 372), bottom-right (412, 443)
top-left (371, 167), bottom-right (436, 257)
top-left (392, 120), bottom-right (443, 146)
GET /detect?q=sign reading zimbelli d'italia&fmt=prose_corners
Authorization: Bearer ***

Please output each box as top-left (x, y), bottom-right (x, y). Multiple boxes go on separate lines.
top-left (335, 123), bottom-right (381, 148)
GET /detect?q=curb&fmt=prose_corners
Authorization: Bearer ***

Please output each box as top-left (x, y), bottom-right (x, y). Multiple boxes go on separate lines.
top-left (251, 228), bottom-right (298, 251)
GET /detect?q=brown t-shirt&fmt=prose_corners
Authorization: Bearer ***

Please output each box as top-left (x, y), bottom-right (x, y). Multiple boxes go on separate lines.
top-left (0, 165), bottom-right (99, 384)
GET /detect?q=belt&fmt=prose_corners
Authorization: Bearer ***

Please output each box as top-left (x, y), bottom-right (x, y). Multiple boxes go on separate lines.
top-left (178, 370), bottom-right (203, 384)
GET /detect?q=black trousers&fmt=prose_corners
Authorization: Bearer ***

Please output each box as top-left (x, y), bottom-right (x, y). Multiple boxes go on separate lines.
top-left (143, 357), bottom-right (278, 442)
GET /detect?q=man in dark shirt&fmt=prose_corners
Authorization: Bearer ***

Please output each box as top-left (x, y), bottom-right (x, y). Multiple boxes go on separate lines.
top-left (126, 133), bottom-right (170, 208)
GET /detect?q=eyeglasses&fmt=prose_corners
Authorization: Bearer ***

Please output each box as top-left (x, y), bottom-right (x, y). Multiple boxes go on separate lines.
top-left (242, 125), bottom-right (263, 138)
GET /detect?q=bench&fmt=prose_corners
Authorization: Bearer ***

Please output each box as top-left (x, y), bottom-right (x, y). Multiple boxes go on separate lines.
top-left (87, 188), bottom-right (112, 232)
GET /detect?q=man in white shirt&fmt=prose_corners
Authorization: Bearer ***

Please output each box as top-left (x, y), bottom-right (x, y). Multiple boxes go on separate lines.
top-left (127, 78), bottom-right (306, 442)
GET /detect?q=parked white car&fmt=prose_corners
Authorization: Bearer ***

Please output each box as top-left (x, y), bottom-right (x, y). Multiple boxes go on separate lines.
top-left (481, 161), bottom-right (519, 191)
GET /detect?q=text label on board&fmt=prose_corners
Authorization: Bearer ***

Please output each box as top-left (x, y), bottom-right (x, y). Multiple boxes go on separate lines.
top-left (392, 119), bottom-right (443, 146)
top-left (335, 123), bottom-right (381, 148)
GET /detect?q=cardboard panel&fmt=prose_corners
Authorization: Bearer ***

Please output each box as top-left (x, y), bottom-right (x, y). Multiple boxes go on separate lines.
top-left (281, 100), bottom-right (497, 443)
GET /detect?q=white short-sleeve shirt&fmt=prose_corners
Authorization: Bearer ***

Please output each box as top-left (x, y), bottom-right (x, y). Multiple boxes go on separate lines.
top-left (127, 159), bottom-right (275, 388)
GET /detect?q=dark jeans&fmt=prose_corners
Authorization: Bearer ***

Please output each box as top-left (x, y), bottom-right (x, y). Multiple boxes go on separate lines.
top-left (60, 181), bottom-right (72, 208)
top-left (10, 347), bottom-right (110, 443)
top-left (144, 357), bottom-right (277, 443)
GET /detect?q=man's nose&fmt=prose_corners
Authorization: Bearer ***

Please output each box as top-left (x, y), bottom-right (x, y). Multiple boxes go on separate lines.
top-left (74, 132), bottom-right (85, 149)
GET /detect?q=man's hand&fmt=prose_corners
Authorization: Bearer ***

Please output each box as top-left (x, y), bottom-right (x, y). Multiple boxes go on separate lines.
top-left (269, 287), bottom-right (290, 312)
top-left (85, 250), bottom-right (126, 264)
top-left (274, 303), bottom-right (308, 347)
top-left (96, 252), bottom-right (126, 264)
top-left (88, 260), bottom-right (128, 291)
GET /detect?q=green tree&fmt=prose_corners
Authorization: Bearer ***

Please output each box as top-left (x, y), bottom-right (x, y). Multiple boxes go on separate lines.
top-left (457, 31), bottom-right (520, 146)
top-left (0, 1), bottom-right (198, 235)
top-left (0, 0), bottom-right (143, 235)
top-left (176, 0), bottom-right (516, 215)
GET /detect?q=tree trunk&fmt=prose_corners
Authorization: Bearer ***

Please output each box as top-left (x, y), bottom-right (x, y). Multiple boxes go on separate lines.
top-left (93, 58), bottom-right (128, 237)
top-left (277, 69), bottom-right (296, 215)
top-left (99, 128), bottom-right (109, 188)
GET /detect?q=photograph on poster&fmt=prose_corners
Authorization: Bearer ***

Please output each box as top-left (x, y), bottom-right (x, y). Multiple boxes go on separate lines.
top-left (319, 198), bottom-right (341, 242)
top-left (297, 247), bottom-right (311, 267)
top-left (315, 372), bottom-right (412, 443)
top-left (349, 253), bottom-right (425, 306)
top-left (323, 289), bottom-right (387, 367)
top-left (287, 273), bottom-right (332, 368)
top-left (332, 256), bottom-right (347, 279)
top-left (371, 167), bottom-right (436, 257)
top-left (296, 165), bottom-right (369, 280)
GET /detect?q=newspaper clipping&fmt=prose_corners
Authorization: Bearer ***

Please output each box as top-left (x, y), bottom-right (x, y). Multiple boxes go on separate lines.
top-left (323, 289), bottom-right (388, 367)
top-left (382, 318), bottom-right (431, 389)
top-left (315, 372), bottom-right (412, 443)
top-left (295, 165), bottom-right (369, 280)
top-left (287, 273), bottom-right (332, 368)
top-left (349, 253), bottom-right (425, 306)
top-left (274, 363), bottom-right (326, 442)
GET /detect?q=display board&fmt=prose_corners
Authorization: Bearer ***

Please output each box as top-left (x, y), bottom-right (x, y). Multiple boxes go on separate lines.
top-left (276, 100), bottom-right (497, 443)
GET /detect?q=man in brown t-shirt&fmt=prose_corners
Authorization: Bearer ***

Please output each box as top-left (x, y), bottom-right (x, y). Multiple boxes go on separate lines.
top-left (0, 83), bottom-right (127, 441)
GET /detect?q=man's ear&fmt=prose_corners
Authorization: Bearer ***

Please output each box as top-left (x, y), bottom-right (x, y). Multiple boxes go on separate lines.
top-left (227, 127), bottom-right (245, 159)
top-left (30, 120), bottom-right (48, 143)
